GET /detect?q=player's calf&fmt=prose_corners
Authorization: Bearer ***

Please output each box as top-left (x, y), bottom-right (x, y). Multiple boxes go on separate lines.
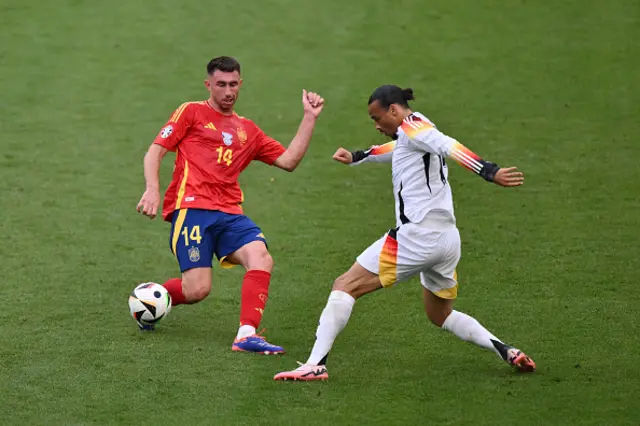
top-left (423, 289), bottom-right (454, 327)
top-left (225, 242), bottom-right (275, 339)
top-left (438, 306), bottom-right (536, 373)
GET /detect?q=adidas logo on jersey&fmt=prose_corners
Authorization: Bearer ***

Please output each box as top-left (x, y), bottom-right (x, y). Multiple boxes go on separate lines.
top-left (204, 122), bottom-right (217, 130)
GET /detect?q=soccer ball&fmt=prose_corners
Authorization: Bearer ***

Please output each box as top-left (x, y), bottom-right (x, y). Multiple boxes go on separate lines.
top-left (129, 282), bottom-right (172, 328)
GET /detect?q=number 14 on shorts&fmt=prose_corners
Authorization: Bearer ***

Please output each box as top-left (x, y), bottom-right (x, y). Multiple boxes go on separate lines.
top-left (181, 225), bottom-right (202, 245)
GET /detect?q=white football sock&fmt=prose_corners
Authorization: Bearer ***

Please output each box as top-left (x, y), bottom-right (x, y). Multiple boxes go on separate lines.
top-left (236, 325), bottom-right (256, 340)
top-left (306, 290), bottom-right (356, 366)
top-left (442, 310), bottom-right (504, 359)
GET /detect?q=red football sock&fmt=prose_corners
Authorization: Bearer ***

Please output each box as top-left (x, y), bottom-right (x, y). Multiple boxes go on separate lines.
top-left (239, 270), bottom-right (271, 328)
top-left (162, 278), bottom-right (187, 306)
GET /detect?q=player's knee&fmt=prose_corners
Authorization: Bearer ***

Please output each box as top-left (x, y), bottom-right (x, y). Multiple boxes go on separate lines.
top-left (184, 285), bottom-right (210, 303)
top-left (332, 274), bottom-right (350, 292)
top-left (247, 249), bottom-right (273, 272)
top-left (332, 275), bottom-right (365, 299)
top-left (332, 266), bottom-right (383, 299)
top-left (182, 278), bottom-right (211, 303)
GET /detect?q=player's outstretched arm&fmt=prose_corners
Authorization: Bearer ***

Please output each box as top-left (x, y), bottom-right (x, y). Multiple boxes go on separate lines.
top-left (273, 90), bottom-right (324, 172)
top-left (403, 116), bottom-right (523, 187)
top-left (444, 140), bottom-right (524, 187)
top-left (333, 141), bottom-right (395, 166)
top-left (137, 143), bottom-right (168, 219)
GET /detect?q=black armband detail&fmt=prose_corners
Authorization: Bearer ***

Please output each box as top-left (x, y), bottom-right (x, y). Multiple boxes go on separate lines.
top-left (351, 150), bottom-right (369, 163)
top-left (478, 160), bottom-right (500, 182)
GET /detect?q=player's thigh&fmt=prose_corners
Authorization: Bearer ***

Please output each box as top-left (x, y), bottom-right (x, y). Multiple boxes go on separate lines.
top-left (169, 208), bottom-right (216, 272)
top-left (333, 262), bottom-right (383, 299)
top-left (215, 214), bottom-right (271, 271)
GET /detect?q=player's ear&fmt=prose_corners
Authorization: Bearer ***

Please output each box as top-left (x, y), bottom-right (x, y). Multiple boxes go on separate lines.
top-left (204, 78), bottom-right (211, 91)
top-left (238, 78), bottom-right (243, 88)
top-left (389, 104), bottom-right (398, 117)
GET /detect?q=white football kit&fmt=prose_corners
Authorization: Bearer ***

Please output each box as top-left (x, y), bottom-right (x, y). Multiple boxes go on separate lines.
top-left (351, 112), bottom-right (499, 298)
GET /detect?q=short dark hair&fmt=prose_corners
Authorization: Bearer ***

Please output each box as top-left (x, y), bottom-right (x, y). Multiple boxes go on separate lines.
top-left (368, 85), bottom-right (414, 109)
top-left (207, 56), bottom-right (241, 75)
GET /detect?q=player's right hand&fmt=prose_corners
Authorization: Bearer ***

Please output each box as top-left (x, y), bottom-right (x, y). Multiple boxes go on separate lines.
top-left (302, 89), bottom-right (325, 118)
top-left (332, 147), bottom-right (353, 164)
top-left (137, 188), bottom-right (160, 219)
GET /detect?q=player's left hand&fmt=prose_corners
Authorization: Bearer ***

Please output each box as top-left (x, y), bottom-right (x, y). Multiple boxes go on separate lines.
top-left (493, 167), bottom-right (524, 187)
top-left (302, 90), bottom-right (324, 118)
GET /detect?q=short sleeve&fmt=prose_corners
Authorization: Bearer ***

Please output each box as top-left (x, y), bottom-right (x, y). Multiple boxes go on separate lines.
top-left (253, 128), bottom-right (286, 165)
top-left (153, 102), bottom-right (195, 152)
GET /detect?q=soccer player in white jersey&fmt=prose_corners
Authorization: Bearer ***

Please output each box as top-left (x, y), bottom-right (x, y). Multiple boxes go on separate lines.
top-left (274, 85), bottom-right (535, 381)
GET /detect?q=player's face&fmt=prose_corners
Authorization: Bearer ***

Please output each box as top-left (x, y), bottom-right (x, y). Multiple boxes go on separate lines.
top-left (205, 70), bottom-right (242, 113)
top-left (368, 101), bottom-right (404, 138)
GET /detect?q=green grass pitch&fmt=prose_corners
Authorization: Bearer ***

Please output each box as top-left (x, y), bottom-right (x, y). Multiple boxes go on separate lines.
top-left (1, 0), bottom-right (639, 424)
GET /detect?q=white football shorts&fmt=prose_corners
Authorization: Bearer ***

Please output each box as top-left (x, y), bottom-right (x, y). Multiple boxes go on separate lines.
top-left (356, 216), bottom-right (461, 299)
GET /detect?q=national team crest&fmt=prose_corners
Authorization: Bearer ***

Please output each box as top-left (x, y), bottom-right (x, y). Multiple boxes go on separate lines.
top-left (222, 131), bottom-right (233, 146)
top-left (237, 128), bottom-right (247, 144)
top-left (188, 246), bottom-right (201, 262)
top-left (160, 125), bottom-right (173, 138)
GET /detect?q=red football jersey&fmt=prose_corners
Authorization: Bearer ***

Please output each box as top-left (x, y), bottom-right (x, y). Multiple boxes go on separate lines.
top-left (153, 101), bottom-right (286, 221)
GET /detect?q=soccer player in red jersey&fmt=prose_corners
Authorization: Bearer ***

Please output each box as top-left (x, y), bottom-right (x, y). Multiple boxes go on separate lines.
top-left (136, 56), bottom-right (324, 353)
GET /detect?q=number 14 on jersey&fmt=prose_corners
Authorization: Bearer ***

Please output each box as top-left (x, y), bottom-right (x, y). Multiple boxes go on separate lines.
top-left (216, 147), bottom-right (233, 166)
